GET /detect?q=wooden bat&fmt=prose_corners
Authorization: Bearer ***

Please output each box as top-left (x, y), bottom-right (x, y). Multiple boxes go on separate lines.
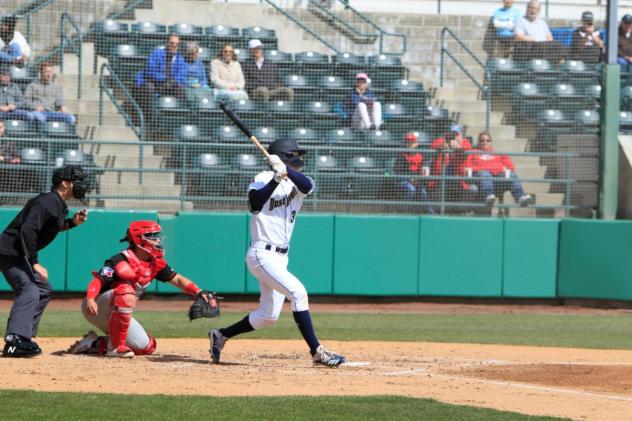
top-left (219, 101), bottom-right (271, 159)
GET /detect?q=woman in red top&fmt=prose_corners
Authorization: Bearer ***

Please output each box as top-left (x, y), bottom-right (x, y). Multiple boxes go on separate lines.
top-left (465, 132), bottom-right (532, 206)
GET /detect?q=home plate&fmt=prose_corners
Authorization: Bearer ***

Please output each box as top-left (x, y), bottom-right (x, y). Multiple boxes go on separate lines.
top-left (344, 361), bottom-right (371, 367)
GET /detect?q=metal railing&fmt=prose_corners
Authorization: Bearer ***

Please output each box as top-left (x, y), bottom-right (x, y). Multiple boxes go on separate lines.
top-left (98, 63), bottom-right (146, 180)
top-left (12, 0), bottom-right (56, 43)
top-left (440, 27), bottom-right (491, 131)
top-left (307, 0), bottom-right (406, 56)
top-left (59, 12), bottom-right (83, 99)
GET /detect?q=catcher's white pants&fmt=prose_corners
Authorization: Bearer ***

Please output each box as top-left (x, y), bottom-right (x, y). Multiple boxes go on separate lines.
top-left (245, 246), bottom-right (309, 330)
top-left (80, 290), bottom-right (151, 350)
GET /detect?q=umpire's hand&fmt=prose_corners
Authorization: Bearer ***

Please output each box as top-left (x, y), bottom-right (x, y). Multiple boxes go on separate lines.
top-left (72, 209), bottom-right (89, 226)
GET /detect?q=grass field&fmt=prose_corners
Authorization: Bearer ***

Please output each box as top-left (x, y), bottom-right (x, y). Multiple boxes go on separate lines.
top-left (11, 310), bottom-right (632, 350)
top-left (3, 309), bottom-right (626, 420)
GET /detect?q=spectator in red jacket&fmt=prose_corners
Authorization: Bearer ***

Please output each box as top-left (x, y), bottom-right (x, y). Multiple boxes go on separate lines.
top-left (394, 132), bottom-right (433, 213)
top-left (428, 125), bottom-right (475, 203)
top-left (465, 131), bottom-right (533, 206)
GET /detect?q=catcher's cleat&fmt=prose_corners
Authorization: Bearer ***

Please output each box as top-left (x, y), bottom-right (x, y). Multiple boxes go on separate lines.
top-left (312, 345), bottom-right (345, 367)
top-left (209, 329), bottom-right (226, 364)
top-left (67, 331), bottom-right (98, 354)
top-left (105, 345), bottom-right (134, 358)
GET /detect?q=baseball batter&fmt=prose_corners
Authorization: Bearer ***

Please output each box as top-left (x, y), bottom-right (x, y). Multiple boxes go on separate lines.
top-left (209, 138), bottom-right (345, 367)
top-left (67, 220), bottom-right (211, 358)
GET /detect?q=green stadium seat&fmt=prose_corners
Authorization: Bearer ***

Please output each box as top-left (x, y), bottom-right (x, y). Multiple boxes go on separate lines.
top-left (561, 60), bottom-right (597, 88)
top-left (20, 147), bottom-right (47, 192)
top-left (232, 153), bottom-right (263, 194)
top-left (193, 94), bottom-right (223, 129)
top-left (575, 109), bottom-right (599, 134)
top-left (131, 21), bottom-right (167, 54)
top-left (265, 50), bottom-right (295, 75)
top-left (584, 84), bottom-right (601, 109)
top-left (487, 57), bottom-right (522, 95)
top-left (284, 74), bottom-right (315, 106)
top-left (3, 119), bottom-right (37, 138)
top-left (537, 109), bottom-right (573, 150)
top-left (389, 79), bottom-right (425, 112)
top-left (214, 125), bottom-right (242, 143)
top-left (525, 58), bottom-right (560, 90)
top-left (168, 23), bottom-right (204, 42)
top-left (348, 155), bottom-right (384, 199)
top-left (288, 127), bottom-right (324, 145)
top-left (333, 52), bottom-right (366, 79)
top-left (305, 101), bottom-right (339, 128)
top-left (368, 54), bottom-right (405, 87)
top-left (621, 85), bottom-right (632, 111)
top-left (93, 20), bottom-right (130, 73)
top-left (423, 105), bottom-right (451, 136)
top-left (230, 98), bottom-right (264, 126)
top-left (9, 65), bottom-right (34, 87)
top-left (295, 51), bottom-right (330, 80)
top-left (175, 124), bottom-right (203, 142)
top-left (173, 124), bottom-right (207, 167)
top-left (549, 83), bottom-right (585, 114)
top-left (383, 103), bottom-right (417, 136)
top-left (188, 153), bottom-right (231, 197)
top-left (327, 127), bottom-right (361, 147)
top-left (253, 126), bottom-right (278, 145)
top-left (206, 25), bottom-right (242, 49)
top-left (311, 154), bottom-right (347, 199)
top-left (232, 47), bottom-right (249, 62)
top-left (512, 82), bottom-right (548, 122)
top-left (155, 96), bottom-right (188, 130)
top-left (318, 75), bottom-right (347, 104)
top-left (110, 44), bottom-right (144, 85)
top-left (365, 129), bottom-right (395, 147)
top-left (242, 26), bottom-right (278, 50)
top-left (40, 121), bottom-right (77, 138)
top-left (267, 99), bottom-right (301, 122)
top-left (620, 111), bottom-right (632, 132)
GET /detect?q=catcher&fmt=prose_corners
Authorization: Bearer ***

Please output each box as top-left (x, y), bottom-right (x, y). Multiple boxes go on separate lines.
top-left (67, 220), bottom-right (220, 358)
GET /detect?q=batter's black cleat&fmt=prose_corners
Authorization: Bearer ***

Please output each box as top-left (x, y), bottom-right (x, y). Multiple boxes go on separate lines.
top-left (209, 329), bottom-right (226, 364)
top-left (2, 335), bottom-right (42, 358)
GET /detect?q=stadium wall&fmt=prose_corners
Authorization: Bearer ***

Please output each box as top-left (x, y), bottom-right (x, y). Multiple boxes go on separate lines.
top-left (0, 209), bottom-right (629, 300)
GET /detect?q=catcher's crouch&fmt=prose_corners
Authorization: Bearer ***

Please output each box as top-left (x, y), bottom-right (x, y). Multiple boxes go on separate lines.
top-left (67, 220), bottom-right (218, 358)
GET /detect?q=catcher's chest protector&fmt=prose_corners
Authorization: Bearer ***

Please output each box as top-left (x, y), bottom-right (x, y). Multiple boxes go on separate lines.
top-left (118, 249), bottom-right (166, 287)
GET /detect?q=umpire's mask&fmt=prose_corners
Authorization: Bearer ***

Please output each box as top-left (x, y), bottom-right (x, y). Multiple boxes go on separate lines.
top-left (52, 165), bottom-right (89, 199)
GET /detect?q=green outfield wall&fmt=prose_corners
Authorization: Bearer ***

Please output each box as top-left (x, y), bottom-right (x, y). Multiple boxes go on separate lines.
top-left (0, 210), bottom-right (630, 300)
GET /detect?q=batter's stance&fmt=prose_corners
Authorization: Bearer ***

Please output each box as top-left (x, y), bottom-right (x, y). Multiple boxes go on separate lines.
top-left (67, 220), bottom-right (212, 358)
top-left (210, 138), bottom-right (345, 367)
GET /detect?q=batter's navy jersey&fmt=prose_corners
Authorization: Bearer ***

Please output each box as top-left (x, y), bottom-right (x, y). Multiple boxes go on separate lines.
top-left (248, 170), bottom-right (314, 247)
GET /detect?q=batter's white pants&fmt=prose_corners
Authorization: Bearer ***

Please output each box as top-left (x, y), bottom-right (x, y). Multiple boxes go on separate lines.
top-left (352, 101), bottom-right (382, 130)
top-left (80, 290), bottom-right (151, 350)
top-left (245, 246), bottom-right (309, 330)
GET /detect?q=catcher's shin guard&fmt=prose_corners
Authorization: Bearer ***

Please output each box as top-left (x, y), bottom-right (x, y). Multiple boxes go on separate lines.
top-left (133, 334), bottom-right (157, 355)
top-left (109, 284), bottom-right (136, 351)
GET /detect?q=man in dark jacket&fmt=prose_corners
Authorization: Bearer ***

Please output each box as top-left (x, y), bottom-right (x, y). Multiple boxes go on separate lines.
top-left (0, 165), bottom-right (89, 357)
top-left (241, 39), bottom-right (293, 101)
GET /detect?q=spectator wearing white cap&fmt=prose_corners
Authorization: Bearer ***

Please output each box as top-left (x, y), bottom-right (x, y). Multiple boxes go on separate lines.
top-left (241, 39), bottom-right (293, 101)
top-left (0, 16), bottom-right (31, 66)
top-left (344, 72), bottom-right (382, 131)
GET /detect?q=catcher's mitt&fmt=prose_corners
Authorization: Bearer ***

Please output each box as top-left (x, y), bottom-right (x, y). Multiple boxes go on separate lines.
top-left (188, 291), bottom-right (222, 321)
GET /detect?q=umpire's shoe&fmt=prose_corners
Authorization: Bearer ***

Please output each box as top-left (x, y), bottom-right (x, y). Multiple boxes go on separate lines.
top-left (312, 345), bottom-right (345, 367)
top-left (2, 334), bottom-right (42, 358)
top-left (209, 329), bottom-right (226, 364)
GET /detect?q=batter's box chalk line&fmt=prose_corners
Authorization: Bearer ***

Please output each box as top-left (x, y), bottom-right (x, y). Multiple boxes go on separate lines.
top-left (343, 361), bottom-right (371, 367)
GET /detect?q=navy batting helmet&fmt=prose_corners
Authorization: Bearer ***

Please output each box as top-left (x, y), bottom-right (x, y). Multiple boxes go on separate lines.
top-left (268, 138), bottom-right (306, 168)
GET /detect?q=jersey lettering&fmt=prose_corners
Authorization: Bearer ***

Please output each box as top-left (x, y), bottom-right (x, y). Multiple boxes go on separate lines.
top-left (268, 187), bottom-right (298, 211)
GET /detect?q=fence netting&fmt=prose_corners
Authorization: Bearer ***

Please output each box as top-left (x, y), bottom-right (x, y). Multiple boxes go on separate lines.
top-left (0, 1), bottom-right (612, 217)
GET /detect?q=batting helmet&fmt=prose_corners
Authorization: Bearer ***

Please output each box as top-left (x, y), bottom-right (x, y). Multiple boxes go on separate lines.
top-left (123, 220), bottom-right (165, 259)
top-left (51, 165), bottom-right (89, 200)
top-left (268, 138), bottom-right (306, 168)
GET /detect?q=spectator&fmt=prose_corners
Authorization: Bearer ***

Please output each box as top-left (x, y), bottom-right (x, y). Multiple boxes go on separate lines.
top-left (134, 34), bottom-right (187, 123)
top-left (182, 41), bottom-right (212, 102)
top-left (0, 16), bottom-right (31, 66)
top-left (490, 0), bottom-right (522, 58)
top-left (0, 121), bottom-right (20, 164)
top-left (210, 43), bottom-right (248, 101)
top-left (465, 132), bottom-right (533, 206)
top-left (428, 124), bottom-right (475, 203)
top-left (0, 64), bottom-right (30, 121)
top-left (513, 1), bottom-right (564, 61)
top-left (394, 132), bottom-right (432, 212)
top-left (345, 73), bottom-right (382, 131)
top-left (618, 14), bottom-right (632, 72)
top-left (242, 39), bottom-right (293, 101)
top-left (25, 61), bottom-right (75, 126)
top-left (570, 11), bottom-right (603, 63)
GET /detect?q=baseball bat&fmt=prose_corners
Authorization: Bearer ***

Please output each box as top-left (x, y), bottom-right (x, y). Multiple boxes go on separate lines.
top-left (219, 101), bottom-right (271, 159)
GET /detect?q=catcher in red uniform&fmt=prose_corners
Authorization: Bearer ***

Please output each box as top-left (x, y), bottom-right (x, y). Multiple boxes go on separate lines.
top-left (67, 220), bottom-right (217, 358)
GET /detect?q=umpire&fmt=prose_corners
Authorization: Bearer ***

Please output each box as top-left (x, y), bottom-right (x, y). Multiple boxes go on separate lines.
top-left (0, 165), bottom-right (89, 357)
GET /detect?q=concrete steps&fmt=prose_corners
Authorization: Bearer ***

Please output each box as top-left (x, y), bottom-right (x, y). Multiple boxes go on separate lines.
top-left (103, 199), bottom-right (193, 212)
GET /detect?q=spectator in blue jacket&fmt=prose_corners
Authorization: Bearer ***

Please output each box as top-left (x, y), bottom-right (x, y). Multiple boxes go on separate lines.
top-left (0, 28), bottom-right (21, 65)
top-left (345, 72), bottom-right (382, 131)
top-left (182, 41), bottom-right (212, 103)
top-left (134, 34), bottom-right (187, 124)
top-left (490, 0), bottom-right (522, 57)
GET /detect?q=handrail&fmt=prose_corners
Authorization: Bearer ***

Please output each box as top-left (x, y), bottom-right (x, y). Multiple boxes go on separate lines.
top-left (440, 27), bottom-right (491, 131)
top-left (13, 0), bottom-right (56, 43)
top-left (260, 0), bottom-right (340, 54)
top-left (99, 63), bottom-right (145, 183)
top-left (306, 0), bottom-right (378, 44)
top-left (333, 0), bottom-right (406, 56)
top-left (59, 12), bottom-right (83, 99)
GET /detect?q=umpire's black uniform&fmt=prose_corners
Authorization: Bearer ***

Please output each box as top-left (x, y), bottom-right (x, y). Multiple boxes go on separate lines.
top-left (0, 165), bottom-right (88, 357)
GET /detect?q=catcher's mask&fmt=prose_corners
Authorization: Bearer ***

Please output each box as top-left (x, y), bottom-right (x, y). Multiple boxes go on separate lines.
top-left (268, 138), bottom-right (306, 168)
top-left (51, 164), bottom-right (89, 200)
top-left (122, 220), bottom-right (165, 259)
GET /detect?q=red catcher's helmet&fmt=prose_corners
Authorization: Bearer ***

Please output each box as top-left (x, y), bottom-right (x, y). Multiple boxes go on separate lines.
top-left (125, 220), bottom-right (164, 259)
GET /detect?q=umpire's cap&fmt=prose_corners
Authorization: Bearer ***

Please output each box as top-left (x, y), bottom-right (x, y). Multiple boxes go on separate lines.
top-left (268, 138), bottom-right (306, 167)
